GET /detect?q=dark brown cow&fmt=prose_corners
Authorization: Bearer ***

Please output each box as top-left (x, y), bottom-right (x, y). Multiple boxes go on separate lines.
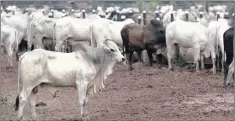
top-left (121, 19), bottom-right (166, 70)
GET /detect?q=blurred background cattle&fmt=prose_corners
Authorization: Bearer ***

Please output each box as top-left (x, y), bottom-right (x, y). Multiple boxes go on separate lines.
top-left (1, 0), bottom-right (235, 85)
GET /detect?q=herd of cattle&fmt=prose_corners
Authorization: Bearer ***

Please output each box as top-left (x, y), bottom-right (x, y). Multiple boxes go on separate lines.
top-left (0, 4), bottom-right (234, 121)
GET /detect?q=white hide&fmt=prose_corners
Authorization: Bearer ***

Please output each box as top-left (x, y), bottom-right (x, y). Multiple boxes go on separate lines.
top-left (165, 20), bottom-right (215, 73)
top-left (1, 25), bottom-right (18, 68)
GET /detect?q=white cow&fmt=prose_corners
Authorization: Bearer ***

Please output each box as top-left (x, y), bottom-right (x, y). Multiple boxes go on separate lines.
top-left (28, 15), bottom-right (55, 50)
top-left (1, 13), bottom-right (28, 46)
top-left (208, 18), bottom-right (230, 72)
top-left (14, 40), bottom-right (125, 121)
top-left (54, 16), bottom-right (101, 52)
top-left (1, 24), bottom-right (18, 68)
top-left (90, 18), bottom-right (135, 49)
top-left (27, 8), bottom-right (52, 50)
top-left (166, 19), bottom-right (216, 73)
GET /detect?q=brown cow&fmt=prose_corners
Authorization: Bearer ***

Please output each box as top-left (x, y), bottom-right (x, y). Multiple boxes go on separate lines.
top-left (121, 19), bottom-right (166, 70)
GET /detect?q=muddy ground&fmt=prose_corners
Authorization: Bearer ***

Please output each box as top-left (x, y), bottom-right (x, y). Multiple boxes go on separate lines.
top-left (0, 52), bottom-right (234, 121)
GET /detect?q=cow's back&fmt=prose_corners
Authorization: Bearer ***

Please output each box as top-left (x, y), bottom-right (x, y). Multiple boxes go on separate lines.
top-left (224, 28), bottom-right (234, 65)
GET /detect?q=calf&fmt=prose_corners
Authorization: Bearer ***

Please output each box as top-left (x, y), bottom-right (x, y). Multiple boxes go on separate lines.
top-left (121, 19), bottom-right (165, 70)
top-left (14, 40), bottom-right (125, 121)
top-left (223, 28), bottom-right (234, 86)
top-left (1, 24), bottom-right (19, 68)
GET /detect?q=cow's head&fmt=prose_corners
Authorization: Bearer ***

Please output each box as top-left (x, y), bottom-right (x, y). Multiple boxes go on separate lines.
top-left (149, 19), bottom-right (166, 45)
top-left (102, 40), bottom-right (125, 63)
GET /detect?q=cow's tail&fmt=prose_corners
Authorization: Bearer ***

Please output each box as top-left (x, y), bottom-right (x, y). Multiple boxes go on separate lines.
top-left (215, 24), bottom-right (220, 57)
top-left (89, 24), bottom-right (97, 47)
top-left (53, 23), bottom-right (56, 48)
top-left (120, 26), bottom-right (129, 56)
top-left (14, 54), bottom-right (24, 111)
top-left (27, 20), bottom-right (32, 51)
top-left (13, 29), bottom-right (19, 61)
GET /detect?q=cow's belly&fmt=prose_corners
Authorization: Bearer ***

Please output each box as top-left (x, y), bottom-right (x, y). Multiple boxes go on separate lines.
top-left (179, 47), bottom-right (212, 64)
top-left (46, 56), bottom-right (95, 86)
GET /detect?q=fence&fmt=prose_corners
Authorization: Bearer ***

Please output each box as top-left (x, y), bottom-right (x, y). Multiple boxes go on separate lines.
top-left (1, 1), bottom-right (234, 13)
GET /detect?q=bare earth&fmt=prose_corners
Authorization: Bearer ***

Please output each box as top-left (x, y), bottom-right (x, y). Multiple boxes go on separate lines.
top-left (0, 52), bottom-right (234, 121)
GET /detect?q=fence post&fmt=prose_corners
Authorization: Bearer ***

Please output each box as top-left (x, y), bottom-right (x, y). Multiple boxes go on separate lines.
top-left (185, 11), bottom-right (189, 21)
top-left (199, 11), bottom-right (203, 18)
top-left (117, 11), bottom-right (121, 21)
top-left (155, 10), bottom-right (160, 19)
top-left (170, 11), bottom-right (174, 22)
top-left (121, 15), bottom-right (126, 21)
top-left (128, 10), bottom-right (133, 18)
top-left (138, 15), bottom-right (141, 24)
top-left (92, 9), bottom-right (96, 14)
top-left (216, 12), bottom-right (220, 21)
top-left (142, 10), bottom-right (147, 25)
top-left (82, 9), bottom-right (85, 19)
top-left (233, 13), bottom-right (234, 20)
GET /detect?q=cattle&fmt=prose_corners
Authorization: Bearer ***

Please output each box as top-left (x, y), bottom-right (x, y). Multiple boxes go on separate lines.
top-left (1, 13), bottom-right (28, 50)
top-left (1, 24), bottom-right (19, 68)
top-left (208, 18), bottom-right (230, 72)
top-left (165, 19), bottom-right (216, 73)
top-left (14, 40), bottom-right (125, 121)
top-left (223, 28), bottom-right (234, 86)
top-left (90, 18), bottom-right (135, 50)
top-left (54, 16), bottom-right (101, 52)
top-left (121, 19), bottom-right (165, 70)
top-left (28, 15), bottom-right (55, 50)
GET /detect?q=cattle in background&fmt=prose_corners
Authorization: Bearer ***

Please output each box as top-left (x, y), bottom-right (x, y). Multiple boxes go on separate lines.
top-left (223, 28), bottom-right (234, 86)
top-left (1, 12), bottom-right (28, 51)
top-left (14, 40), bottom-right (125, 121)
top-left (28, 16), bottom-right (55, 50)
top-left (54, 16), bottom-right (101, 52)
top-left (90, 18), bottom-right (134, 49)
top-left (208, 18), bottom-right (230, 72)
top-left (1, 24), bottom-right (19, 68)
top-left (121, 19), bottom-right (166, 70)
top-left (165, 17), bottom-right (216, 73)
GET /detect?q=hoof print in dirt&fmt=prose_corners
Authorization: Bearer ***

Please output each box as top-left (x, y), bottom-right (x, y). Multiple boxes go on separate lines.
top-left (36, 102), bottom-right (47, 107)
top-left (146, 85), bottom-right (153, 88)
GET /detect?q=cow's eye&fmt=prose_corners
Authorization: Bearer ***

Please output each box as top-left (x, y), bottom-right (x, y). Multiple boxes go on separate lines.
top-left (110, 49), bottom-right (115, 52)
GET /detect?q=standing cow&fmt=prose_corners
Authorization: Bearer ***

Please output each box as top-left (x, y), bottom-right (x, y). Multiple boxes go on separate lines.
top-left (14, 40), bottom-right (125, 121)
top-left (121, 19), bottom-right (165, 70)
top-left (223, 28), bottom-right (234, 86)
top-left (165, 19), bottom-right (216, 73)
top-left (1, 24), bottom-right (19, 68)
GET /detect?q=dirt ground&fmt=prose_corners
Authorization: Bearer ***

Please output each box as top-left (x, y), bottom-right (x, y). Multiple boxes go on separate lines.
top-left (0, 52), bottom-right (234, 121)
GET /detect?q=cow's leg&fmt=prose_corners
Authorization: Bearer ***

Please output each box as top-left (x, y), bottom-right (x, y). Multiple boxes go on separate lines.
top-left (225, 60), bottom-right (234, 86)
top-left (221, 50), bottom-right (225, 73)
top-left (29, 86), bottom-right (38, 120)
top-left (6, 49), bottom-right (13, 69)
top-left (200, 55), bottom-right (205, 69)
top-left (167, 45), bottom-right (173, 71)
top-left (211, 50), bottom-right (216, 74)
top-left (193, 47), bottom-right (200, 72)
top-left (147, 49), bottom-right (153, 67)
top-left (127, 50), bottom-right (134, 71)
top-left (76, 80), bottom-right (90, 121)
top-left (137, 51), bottom-right (142, 62)
top-left (17, 87), bottom-right (34, 121)
top-left (16, 51), bottom-right (19, 62)
top-left (224, 64), bottom-right (229, 86)
top-left (55, 41), bottom-right (63, 52)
